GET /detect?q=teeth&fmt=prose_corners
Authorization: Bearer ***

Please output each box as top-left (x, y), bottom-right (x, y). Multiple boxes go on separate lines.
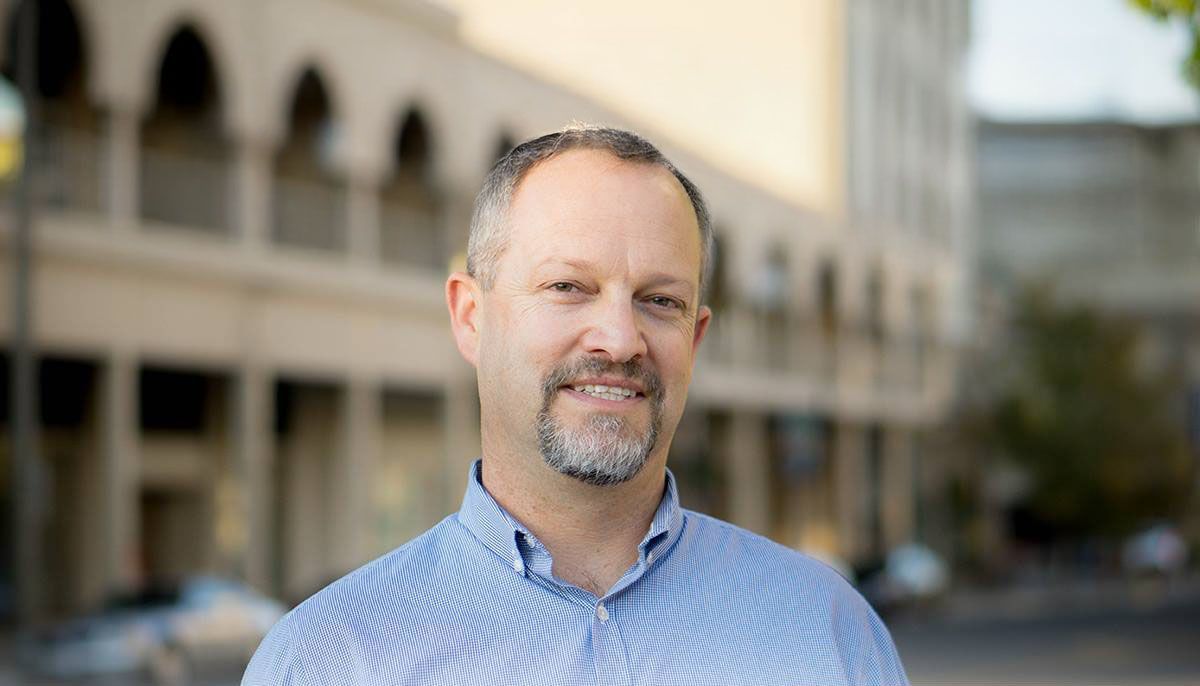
top-left (570, 384), bottom-right (636, 400)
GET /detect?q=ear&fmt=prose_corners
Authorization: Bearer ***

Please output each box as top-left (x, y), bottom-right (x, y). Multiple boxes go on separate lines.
top-left (446, 272), bottom-right (482, 367)
top-left (691, 304), bottom-right (712, 354)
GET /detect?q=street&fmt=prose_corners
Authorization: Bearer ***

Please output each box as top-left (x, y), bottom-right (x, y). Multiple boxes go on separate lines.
top-left (893, 588), bottom-right (1200, 686)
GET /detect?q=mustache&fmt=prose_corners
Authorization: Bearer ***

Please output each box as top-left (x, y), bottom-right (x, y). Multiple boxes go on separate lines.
top-left (541, 356), bottom-right (663, 402)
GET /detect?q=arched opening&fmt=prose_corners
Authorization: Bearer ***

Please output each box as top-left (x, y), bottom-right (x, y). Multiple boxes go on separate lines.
top-left (491, 132), bottom-right (515, 165)
top-left (760, 244), bottom-right (790, 370)
top-left (866, 266), bottom-right (886, 343)
top-left (698, 230), bottom-right (734, 366)
top-left (817, 259), bottom-right (839, 337)
top-left (139, 25), bottom-right (231, 233)
top-left (273, 67), bottom-right (345, 251)
top-left (707, 233), bottom-right (730, 313)
top-left (3, 0), bottom-right (100, 210)
top-left (380, 108), bottom-right (442, 270)
top-left (910, 283), bottom-right (934, 389)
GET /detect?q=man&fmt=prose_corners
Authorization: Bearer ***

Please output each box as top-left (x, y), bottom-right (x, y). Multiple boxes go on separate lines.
top-left (243, 126), bottom-right (909, 685)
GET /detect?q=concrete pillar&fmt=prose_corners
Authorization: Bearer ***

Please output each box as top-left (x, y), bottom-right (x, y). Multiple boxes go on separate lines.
top-left (833, 422), bottom-right (864, 562)
top-left (725, 411), bottom-right (770, 536)
top-left (77, 379), bottom-right (111, 610)
top-left (235, 137), bottom-right (273, 251)
top-left (101, 351), bottom-right (139, 593)
top-left (882, 425), bottom-right (916, 550)
top-left (728, 307), bottom-right (757, 369)
top-left (104, 106), bottom-right (139, 228)
top-left (234, 365), bottom-right (273, 591)
top-left (347, 174), bottom-right (383, 264)
top-left (332, 377), bottom-right (380, 570)
top-left (443, 368), bottom-right (480, 510)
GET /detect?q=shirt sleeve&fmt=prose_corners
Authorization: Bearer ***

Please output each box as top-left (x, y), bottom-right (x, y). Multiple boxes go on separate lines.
top-left (242, 614), bottom-right (303, 686)
top-left (861, 605), bottom-right (910, 686)
top-left (834, 593), bottom-right (911, 686)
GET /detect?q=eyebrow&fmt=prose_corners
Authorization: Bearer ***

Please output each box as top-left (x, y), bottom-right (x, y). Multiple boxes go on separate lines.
top-left (533, 259), bottom-right (695, 291)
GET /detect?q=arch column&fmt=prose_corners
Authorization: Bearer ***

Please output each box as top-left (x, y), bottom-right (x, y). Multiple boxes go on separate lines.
top-left (331, 375), bottom-right (381, 570)
top-left (724, 411), bottom-right (771, 536)
top-left (233, 363), bottom-right (274, 590)
top-left (103, 104), bottom-right (141, 229)
top-left (234, 133), bottom-right (274, 252)
top-left (443, 365), bottom-right (480, 510)
top-left (833, 421), bottom-right (866, 561)
top-left (101, 350), bottom-right (140, 593)
top-left (347, 170), bottom-right (383, 264)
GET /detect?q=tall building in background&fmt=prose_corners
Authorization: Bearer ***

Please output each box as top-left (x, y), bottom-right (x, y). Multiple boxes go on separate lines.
top-left (977, 117), bottom-right (1200, 514)
top-left (0, 0), bottom-right (970, 619)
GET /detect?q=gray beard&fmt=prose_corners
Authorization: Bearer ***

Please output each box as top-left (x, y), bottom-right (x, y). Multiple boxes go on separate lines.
top-left (536, 357), bottom-right (664, 487)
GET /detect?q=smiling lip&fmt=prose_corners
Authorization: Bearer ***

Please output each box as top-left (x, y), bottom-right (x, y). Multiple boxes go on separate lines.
top-left (561, 387), bottom-right (644, 407)
top-left (559, 377), bottom-right (646, 404)
top-left (561, 374), bottom-right (648, 395)
top-left (563, 377), bottom-right (645, 395)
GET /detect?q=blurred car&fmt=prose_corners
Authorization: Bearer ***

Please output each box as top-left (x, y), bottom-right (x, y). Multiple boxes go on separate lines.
top-left (20, 576), bottom-right (286, 685)
top-left (860, 543), bottom-right (950, 612)
top-left (1123, 523), bottom-right (1188, 576)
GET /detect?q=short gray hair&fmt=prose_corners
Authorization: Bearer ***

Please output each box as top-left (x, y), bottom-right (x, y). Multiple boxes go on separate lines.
top-left (467, 124), bottom-right (714, 302)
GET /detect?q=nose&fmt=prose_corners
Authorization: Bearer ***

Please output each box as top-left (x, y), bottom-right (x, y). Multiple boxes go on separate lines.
top-left (581, 295), bottom-right (648, 364)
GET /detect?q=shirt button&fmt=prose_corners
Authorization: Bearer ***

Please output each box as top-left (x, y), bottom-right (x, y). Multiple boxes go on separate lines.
top-left (646, 552), bottom-right (655, 564)
top-left (596, 603), bottom-right (609, 622)
top-left (513, 558), bottom-right (524, 574)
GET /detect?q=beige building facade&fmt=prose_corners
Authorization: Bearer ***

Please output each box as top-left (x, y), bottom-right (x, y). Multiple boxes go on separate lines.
top-left (0, 0), bottom-right (968, 618)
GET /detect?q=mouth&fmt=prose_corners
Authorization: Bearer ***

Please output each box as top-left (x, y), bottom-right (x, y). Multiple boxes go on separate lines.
top-left (558, 378), bottom-right (646, 405)
top-left (567, 383), bottom-right (642, 401)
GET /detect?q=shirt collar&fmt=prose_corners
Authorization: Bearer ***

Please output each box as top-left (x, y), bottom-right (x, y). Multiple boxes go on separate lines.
top-left (456, 459), bottom-right (685, 577)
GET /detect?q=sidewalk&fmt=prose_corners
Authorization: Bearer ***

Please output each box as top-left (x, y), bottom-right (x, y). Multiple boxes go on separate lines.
top-left (925, 574), bottom-right (1200, 625)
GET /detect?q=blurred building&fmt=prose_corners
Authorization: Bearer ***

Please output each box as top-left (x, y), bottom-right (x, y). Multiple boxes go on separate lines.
top-left (978, 117), bottom-right (1200, 521)
top-left (0, 0), bottom-right (970, 618)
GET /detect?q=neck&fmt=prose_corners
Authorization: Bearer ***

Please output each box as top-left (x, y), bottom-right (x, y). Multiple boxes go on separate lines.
top-left (480, 451), bottom-right (666, 597)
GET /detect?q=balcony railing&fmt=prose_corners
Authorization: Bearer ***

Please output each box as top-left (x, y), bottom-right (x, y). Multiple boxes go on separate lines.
top-left (272, 175), bottom-right (347, 252)
top-left (140, 145), bottom-right (232, 235)
top-left (380, 203), bottom-right (443, 271)
top-left (698, 305), bottom-right (938, 395)
top-left (29, 125), bottom-right (102, 213)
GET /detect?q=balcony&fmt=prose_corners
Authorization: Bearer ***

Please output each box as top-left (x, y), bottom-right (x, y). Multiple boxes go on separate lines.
top-left (29, 125), bottom-right (102, 213)
top-left (699, 304), bottom-right (935, 401)
top-left (141, 144), bottom-right (232, 235)
top-left (272, 175), bottom-right (347, 252)
top-left (380, 203), bottom-right (442, 272)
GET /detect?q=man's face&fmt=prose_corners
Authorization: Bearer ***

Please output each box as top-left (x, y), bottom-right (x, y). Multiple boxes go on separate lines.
top-left (474, 148), bottom-right (710, 486)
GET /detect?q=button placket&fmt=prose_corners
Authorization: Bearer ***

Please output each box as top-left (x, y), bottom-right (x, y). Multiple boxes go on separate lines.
top-left (590, 599), bottom-right (631, 686)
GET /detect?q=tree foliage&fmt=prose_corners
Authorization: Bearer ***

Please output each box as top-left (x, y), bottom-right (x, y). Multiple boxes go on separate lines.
top-left (966, 286), bottom-right (1193, 539)
top-left (1130, 0), bottom-right (1200, 91)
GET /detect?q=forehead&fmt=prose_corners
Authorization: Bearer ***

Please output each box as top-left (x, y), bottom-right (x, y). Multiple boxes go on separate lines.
top-left (505, 149), bottom-right (702, 277)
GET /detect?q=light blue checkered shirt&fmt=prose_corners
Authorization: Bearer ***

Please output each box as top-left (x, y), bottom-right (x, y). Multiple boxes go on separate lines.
top-left (243, 460), bottom-right (908, 685)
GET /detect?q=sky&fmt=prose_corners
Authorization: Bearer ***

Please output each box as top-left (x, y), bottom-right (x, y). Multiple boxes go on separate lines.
top-left (969, 0), bottom-right (1200, 123)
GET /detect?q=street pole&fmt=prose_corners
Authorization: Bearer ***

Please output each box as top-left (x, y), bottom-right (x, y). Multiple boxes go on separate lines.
top-left (11, 0), bottom-right (42, 628)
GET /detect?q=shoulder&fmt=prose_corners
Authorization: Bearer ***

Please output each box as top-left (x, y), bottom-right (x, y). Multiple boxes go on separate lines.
top-left (678, 511), bottom-right (909, 684)
top-left (288, 514), bottom-right (462, 628)
top-left (242, 516), bottom-right (463, 685)
top-left (681, 510), bottom-right (856, 592)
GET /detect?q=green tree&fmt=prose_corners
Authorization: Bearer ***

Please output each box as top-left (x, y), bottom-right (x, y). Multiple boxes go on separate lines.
top-left (1130, 0), bottom-right (1200, 91)
top-left (966, 286), bottom-right (1192, 539)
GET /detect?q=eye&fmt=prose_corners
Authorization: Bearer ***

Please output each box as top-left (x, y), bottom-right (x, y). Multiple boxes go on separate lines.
top-left (549, 282), bottom-right (578, 293)
top-left (648, 295), bottom-right (683, 310)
